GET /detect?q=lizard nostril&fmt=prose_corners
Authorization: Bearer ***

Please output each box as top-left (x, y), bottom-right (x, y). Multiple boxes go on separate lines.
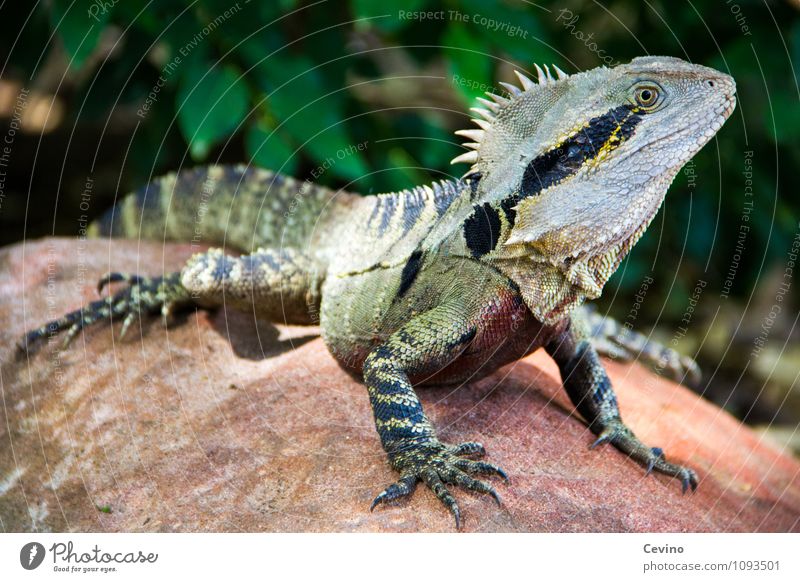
top-left (706, 80), bottom-right (716, 88)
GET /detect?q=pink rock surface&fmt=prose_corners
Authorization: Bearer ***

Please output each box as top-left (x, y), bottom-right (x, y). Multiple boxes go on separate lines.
top-left (1, 238), bottom-right (798, 532)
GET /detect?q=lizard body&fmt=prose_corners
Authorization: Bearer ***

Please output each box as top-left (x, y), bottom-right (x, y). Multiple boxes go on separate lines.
top-left (21, 56), bottom-right (735, 526)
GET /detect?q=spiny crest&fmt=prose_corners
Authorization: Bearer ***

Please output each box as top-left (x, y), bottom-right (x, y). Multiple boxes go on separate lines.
top-left (451, 64), bottom-right (569, 169)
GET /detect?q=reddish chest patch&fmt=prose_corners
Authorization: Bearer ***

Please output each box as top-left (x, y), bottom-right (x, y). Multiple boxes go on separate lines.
top-left (470, 287), bottom-right (532, 351)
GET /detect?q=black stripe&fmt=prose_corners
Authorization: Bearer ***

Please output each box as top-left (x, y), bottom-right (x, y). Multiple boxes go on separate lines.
top-left (514, 104), bottom-right (642, 203)
top-left (398, 250), bottom-right (423, 297)
top-left (135, 183), bottom-right (161, 211)
top-left (464, 172), bottom-right (482, 199)
top-left (95, 210), bottom-right (117, 237)
top-left (212, 256), bottom-right (235, 280)
top-left (463, 202), bottom-right (502, 258)
top-left (500, 197), bottom-right (517, 228)
top-left (248, 252), bottom-right (280, 272)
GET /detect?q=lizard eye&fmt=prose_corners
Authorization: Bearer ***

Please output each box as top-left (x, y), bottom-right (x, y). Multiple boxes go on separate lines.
top-left (631, 83), bottom-right (664, 111)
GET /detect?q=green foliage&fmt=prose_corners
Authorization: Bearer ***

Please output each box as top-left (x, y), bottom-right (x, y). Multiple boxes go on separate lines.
top-left (176, 63), bottom-right (250, 160)
top-left (51, 0), bottom-right (110, 69)
top-left (443, 23), bottom-right (493, 103)
top-left (245, 121), bottom-right (299, 177)
top-left (351, 0), bottom-right (430, 33)
top-left (6, 0), bottom-right (799, 317)
top-left (254, 56), bottom-right (369, 180)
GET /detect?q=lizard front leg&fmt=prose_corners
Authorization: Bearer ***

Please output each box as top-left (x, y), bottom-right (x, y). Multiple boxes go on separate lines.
top-left (365, 304), bottom-right (507, 528)
top-left (546, 316), bottom-right (698, 492)
top-left (19, 272), bottom-right (193, 351)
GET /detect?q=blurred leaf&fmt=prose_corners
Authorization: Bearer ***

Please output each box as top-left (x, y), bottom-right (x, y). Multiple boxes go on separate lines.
top-left (246, 121), bottom-right (299, 176)
top-left (129, 102), bottom-right (186, 179)
top-left (685, 191), bottom-right (716, 262)
top-left (442, 23), bottom-right (493, 104)
top-left (766, 90), bottom-right (800, 145)
top-left (258, 56), bottom-right (368, 181)
top-left (351, 0), bottom-right (429, 33)
top-left (111, 0), bottom-right (162, 34)
top-left (2, 5), bottom-right (51, 72)
top-left (160, 9), bottom-right (214, 73)
top-left (457, 0), bottom-right (547, 63)
top-left (76, 33), bottom-right (160, 117)
top-left (415, 118), bottom-right (458, 171)
top-left (197, 0), bottom-right (278, 41)
top-left (50, 0), bottom-right (111, 69)
top-left (386, 146), bottom-right (430, 188)
top-left (793, 21), bottom-right (800, 85)
top-left (176, 62), bottom-right (250, 160)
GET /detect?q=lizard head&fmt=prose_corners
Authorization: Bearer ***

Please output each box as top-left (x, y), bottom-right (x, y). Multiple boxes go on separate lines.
top-left (451, 56), bottom-right (736, 324)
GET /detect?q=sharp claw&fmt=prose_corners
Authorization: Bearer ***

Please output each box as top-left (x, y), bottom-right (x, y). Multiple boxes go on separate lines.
top-left (18, 330), bottom-right (41, 354)
top-left (369, 475), bottom-right (416, 513)
top-left (97, 273), bottom-right (122, 295)
top-left (23, 273), bottom-right (185, 356)
top-left (375, 441), bottom-right (506, 527)
top-left (61, 322), bottom-right (83, 349)
top-left (590, 432), bottom-right (612, 449)
top-left (161, 302), bottom-right (175, 325)
top-left (369, 493), bottom-right (384, 512)
top-left (496, 467), bottom-right (509, 482)
top-left (98, 273), bottom-right (142, 295)
top-left (680, 470), bottom-right (698, 494)
top-left (119, 312), bottom-right (138, 339)
top-left (452, 505), bottom-right (461, 529)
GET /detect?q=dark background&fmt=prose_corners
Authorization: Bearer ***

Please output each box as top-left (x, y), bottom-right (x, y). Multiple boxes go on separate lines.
top-left (0, 0), bottom-right (798, 447)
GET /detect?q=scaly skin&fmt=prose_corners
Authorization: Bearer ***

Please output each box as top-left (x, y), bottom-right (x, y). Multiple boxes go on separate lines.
top-left (20, 57), bottom-right (736, 528)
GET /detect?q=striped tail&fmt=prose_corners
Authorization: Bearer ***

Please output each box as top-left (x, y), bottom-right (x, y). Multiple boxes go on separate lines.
top-left (88, 164), bottom-right (357, 253)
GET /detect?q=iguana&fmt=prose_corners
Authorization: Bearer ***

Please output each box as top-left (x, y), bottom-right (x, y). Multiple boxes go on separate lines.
top-left (20, 56), bottom-right (735, 527)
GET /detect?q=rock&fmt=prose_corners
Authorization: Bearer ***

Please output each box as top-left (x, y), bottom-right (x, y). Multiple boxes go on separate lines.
top-left (1, 238), bottom-right (799, 532)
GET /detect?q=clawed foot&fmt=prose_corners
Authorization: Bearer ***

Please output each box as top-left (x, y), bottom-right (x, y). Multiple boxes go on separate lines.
top-left (590, 418), bottom-right (698, 493)
top-left (370, 440), bottom-right (508, 528)
top-left (18, 271), bottom-right (190, 353)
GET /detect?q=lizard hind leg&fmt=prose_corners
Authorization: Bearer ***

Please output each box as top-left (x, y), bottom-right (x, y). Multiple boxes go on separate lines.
top-left (179, 247), bottom-right (324, 325)
top-left (18, 245), bottom-right (325, 353)
top-left (18, 272), bottom-right (193, 353)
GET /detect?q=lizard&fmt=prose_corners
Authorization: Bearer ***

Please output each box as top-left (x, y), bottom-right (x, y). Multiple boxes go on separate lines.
top-left (19, 56), bottom-right (735, 527)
